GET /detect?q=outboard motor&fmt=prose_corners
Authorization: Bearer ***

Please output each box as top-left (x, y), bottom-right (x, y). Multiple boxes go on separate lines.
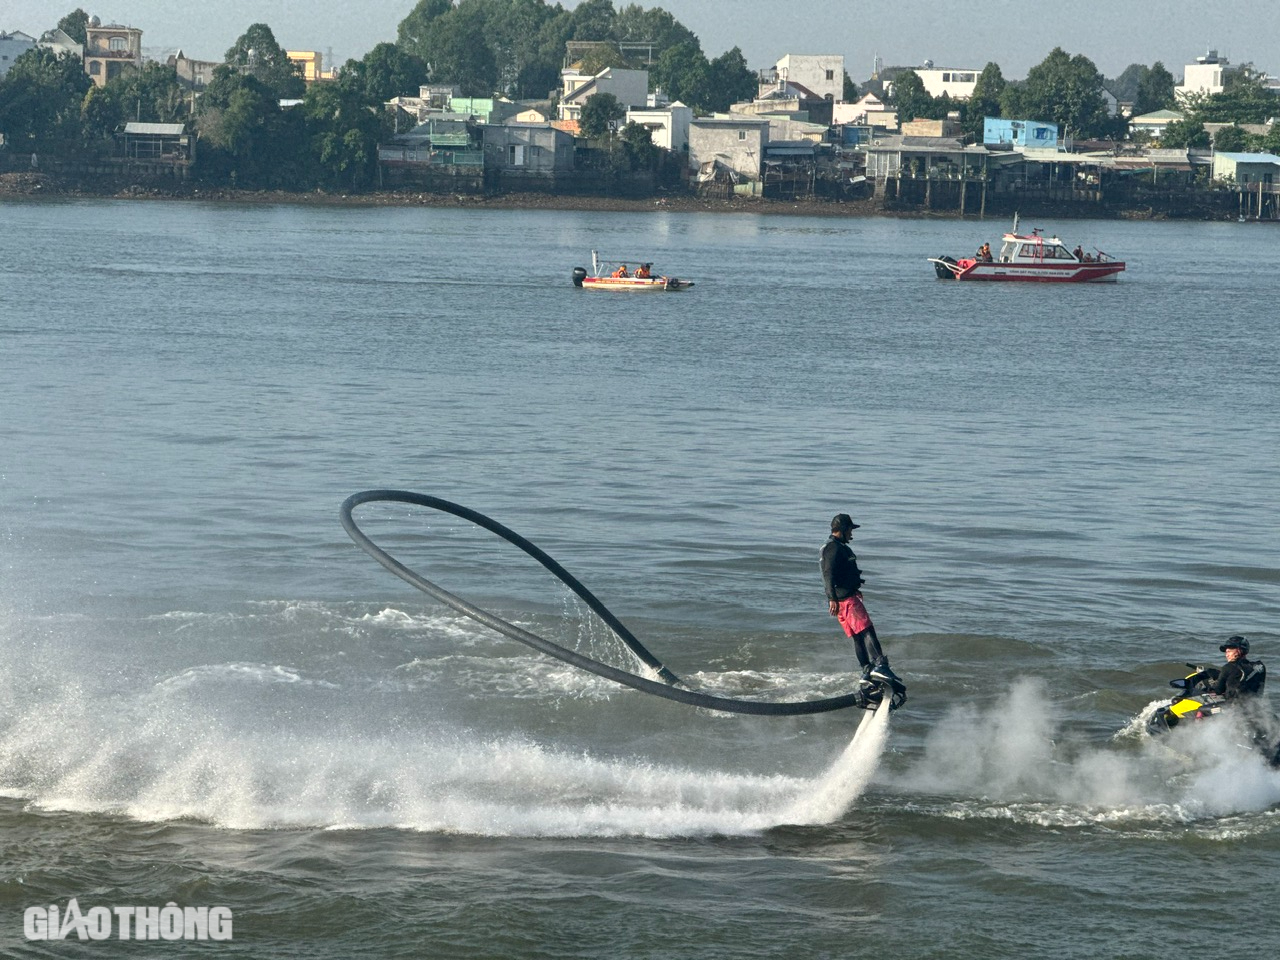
top-left (933, 255), bottom-right (959, 280)
top-left (571, 266), bottom-right (588, 287)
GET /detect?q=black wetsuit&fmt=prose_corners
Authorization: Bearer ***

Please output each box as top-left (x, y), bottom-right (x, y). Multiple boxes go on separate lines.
top-left (1205, 657), bottom-right (1266, 700)
top-left (820, 536), bottom-right (864, 602)
top-left (820, 535), bottom-right (884, 669)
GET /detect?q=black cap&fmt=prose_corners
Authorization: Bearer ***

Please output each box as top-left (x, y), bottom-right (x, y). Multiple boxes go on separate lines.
top-left (1220, 635), bottom-right (1249, 653)
top-left (831, 513), bottom-right (860, 532)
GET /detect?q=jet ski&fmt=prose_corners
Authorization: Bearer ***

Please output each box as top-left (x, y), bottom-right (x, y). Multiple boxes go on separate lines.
top-left (1147, 663), bottom-right (1280, 766)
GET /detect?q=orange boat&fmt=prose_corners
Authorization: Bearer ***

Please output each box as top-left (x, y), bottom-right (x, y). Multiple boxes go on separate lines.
top-left (572, 251), bottom-right (694, 292)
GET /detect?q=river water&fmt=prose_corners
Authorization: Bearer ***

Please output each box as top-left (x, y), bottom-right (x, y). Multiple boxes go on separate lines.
top-left (1, 199), bottom-right (1278, 958)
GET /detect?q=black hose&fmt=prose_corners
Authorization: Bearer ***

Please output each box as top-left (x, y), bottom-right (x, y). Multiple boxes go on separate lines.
top-left (340, 490), bottom-right (871, 715)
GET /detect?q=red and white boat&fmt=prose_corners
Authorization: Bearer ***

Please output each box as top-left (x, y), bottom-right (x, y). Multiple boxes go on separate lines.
top-left (929, 217), bottom-right (1125, 282)
top-left (572, 251), bottom-right (694, 292)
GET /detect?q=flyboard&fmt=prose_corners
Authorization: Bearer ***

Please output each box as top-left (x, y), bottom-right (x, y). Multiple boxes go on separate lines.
top-left (340, 490), bottom-right (906, 716)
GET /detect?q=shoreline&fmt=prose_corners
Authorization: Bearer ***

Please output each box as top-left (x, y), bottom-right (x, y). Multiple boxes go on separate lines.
top-left (0, 170), bottom-right (1242, 221)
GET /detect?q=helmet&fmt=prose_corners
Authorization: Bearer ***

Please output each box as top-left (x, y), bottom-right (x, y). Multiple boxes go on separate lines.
top-left (1220, 635), bottom-right (1250, 654)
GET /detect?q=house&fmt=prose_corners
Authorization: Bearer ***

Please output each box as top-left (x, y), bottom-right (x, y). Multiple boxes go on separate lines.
top-left (688, 116), bottom-right (769, 184)
top-left (901, 117), bottom-right (963, 138)
top-left (832, 93), bottom-right (896, 129)
top-left (557, 66), bottom-right (649, 124)
top-left (1211, 151), bottom-right (1280, 185)
top-left (83, 17), bottom-right (142, 87)
top-left (984, 117), bottom-right (1060, 149)
top-left (761, 54), bottom-right (844, 103)
top-left (481, 122), bottom-right (576, 185)
top-left (0, 30), bottom-right (36, 78)
top-left (1176, 50), bottom-right (1228, 102)
top-left (168, 50), bottom-right (219, 91)
top-left (625, 101), bottom-right (692, 152)
top-left (914, 64), bottom-right (981, 100)
top-left (512, 107), bottom-right (549, 123)
top-left (37, 28), bottom-right (82, 60)
top-left (1129, 109), bottom-right (1184, 140)
top-left (451, 97), bottom-right (518, 124)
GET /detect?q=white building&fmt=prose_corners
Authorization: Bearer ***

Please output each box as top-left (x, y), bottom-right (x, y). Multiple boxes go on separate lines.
top-left (688, 116), bottom-right (769, 181)
top-left (832, 92), bottom-right (897, 129)
top-left (1176, 50), bottom-right (1228, 102)
top-left (764, 54), bottom-right (845, 103)
top-left (915, 64), bottom-right (981, 100)
top-left (38, 28), bottom-right (83, 60)
top-left (0, 30), bottom-right (37, 78)
top-left (558, 66), bottom-right (650, 125)
top-left (626, 101), bottom-right (693, 152)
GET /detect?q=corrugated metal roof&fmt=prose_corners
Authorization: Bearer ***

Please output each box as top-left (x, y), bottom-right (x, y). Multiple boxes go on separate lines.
top-left (123, 122), bottom-right (185, 135)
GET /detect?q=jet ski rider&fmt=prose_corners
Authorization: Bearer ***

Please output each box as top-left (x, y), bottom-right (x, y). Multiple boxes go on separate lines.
top-left (1204, 635), bottom-right (1265, 700)
top-left (820, 513), bottom-right (899, 686)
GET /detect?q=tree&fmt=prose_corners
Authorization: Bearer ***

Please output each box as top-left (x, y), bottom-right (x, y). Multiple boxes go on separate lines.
top-left (426, 5), bottom-right (498, 95)
top-left (57, 8), bottom-right (90, 44)
top-left (224, 23), bottom-right (305, 99)
top-left (0, 46), bottom-right (92, 142)
top-left (619, 119), bottom-right (656, 168)
top-left (1109, 63), bottom-right (1146, 104)
top-left (338, 42), bottom-right (429, 103)
top-left (304, 82), bottom-right (381, 188)
top-left (568, 0), bottom-right (617, 40)
top-left (889, 69), bottom-right (933, 122)
top-left (613, 4), bottom-right (696, 52)
top-left (1012, 47), bottom-right (1111, 138)
top-left (843, 70), bottom-right (858, 102)
top-left (651, 40), bottom-right (710, 109)
top-left (397, 0), bottom-right (455, 59)
top-left (1134, 62), bottom-right (1175, 115)
top-left (1159, 117), bottom-right (1209, 149)
top-left (705, 47), bottom-right (756, 113)
top-left (1213, 123), bottom-right (1248, 152)
top-left (1191, 69), bottom-right (1279, 124)
top-left (579, 91), bottom-right (624, 139)
top-left (963, 62), bottom-right (1006, 138)
top-left (195, 67), bottom-right (301, 185)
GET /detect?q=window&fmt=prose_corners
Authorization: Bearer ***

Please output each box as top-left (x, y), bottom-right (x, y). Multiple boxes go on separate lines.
top-left (109, 36), bottom-right (127, 51)
top-left (942, 72), bottom-right (951, 82)
top-left (508, 144), bottom-right (526, 166)
top-left (825, 70), bottom-right (834, 81)
top-left (738, 130), bottom-right (746, 141)
top-left (89, 61), bottom-right (101, 75)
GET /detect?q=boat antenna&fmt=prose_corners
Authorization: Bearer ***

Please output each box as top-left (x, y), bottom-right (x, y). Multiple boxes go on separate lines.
top-left (1012, 211), bottom-right (1020, 234)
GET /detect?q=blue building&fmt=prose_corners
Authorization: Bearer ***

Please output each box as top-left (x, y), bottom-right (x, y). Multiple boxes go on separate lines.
top-left (983, 118), bottom-right (1059, 148)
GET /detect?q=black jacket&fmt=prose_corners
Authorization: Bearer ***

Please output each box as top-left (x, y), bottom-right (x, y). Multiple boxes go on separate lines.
top-left (1206, 657), bottom-right (1266, 699)
top-left (820, 535), bottom-right (865, 602)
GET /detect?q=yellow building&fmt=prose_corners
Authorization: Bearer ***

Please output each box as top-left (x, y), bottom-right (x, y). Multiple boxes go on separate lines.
top-left (287, 50), bottom-right (335, 83)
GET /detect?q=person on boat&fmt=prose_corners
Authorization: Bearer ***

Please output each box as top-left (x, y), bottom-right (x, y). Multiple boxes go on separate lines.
top-left (975, 242), bottom-right (992, 262)
top-left (612, 264), bottom-right (629, 278)
top-left (1072, 245), bottom-right (1084, 260)
top-left (1203, 635), bottom-right (1265, 700)
top-left (635, 263), bottom-right (652, 279)
top-left (820, 514), bottom-right (899, 685)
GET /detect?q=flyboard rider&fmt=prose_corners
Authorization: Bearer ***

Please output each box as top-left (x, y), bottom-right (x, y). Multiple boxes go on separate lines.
top-left (820, 513), bottom-right (900, 688)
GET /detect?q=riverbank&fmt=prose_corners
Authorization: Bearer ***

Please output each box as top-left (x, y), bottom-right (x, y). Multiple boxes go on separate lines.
top-left (0, 169), bottom-right (1247, 220)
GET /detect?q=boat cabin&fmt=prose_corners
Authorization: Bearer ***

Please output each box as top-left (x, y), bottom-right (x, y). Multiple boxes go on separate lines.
top-left (999, 232), bottom-right (1080, 263)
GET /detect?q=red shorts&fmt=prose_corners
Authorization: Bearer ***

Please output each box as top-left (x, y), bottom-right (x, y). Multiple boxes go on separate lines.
top-left (835, 595), bottom-right (872, 637)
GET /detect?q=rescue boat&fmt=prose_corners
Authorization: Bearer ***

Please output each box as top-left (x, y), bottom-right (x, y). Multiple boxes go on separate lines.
top-left (572, 251), bottom-right (694, 291)
top-left (929, 216), bottom-right (1125, 282)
